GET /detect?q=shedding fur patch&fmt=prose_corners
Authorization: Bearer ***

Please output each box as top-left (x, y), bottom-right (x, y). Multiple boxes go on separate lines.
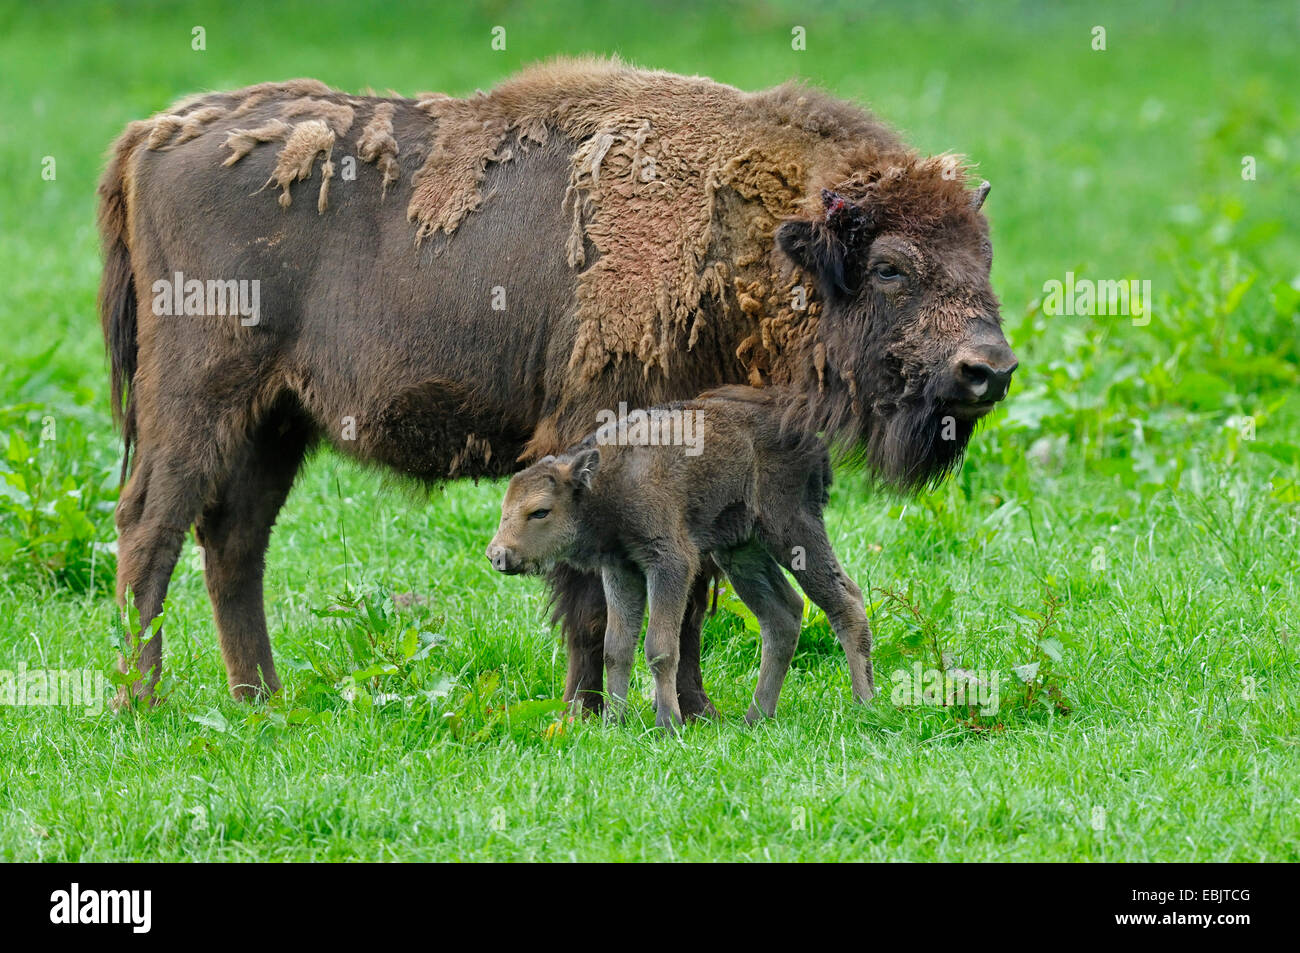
top-left (141, 80), bottom-right (343, 155)
top-left (145, 105), bottom-right (227, 150)
top-left (281, 97), bottom-right (355, 136)
top-left (357, 102), bottom-right (401, 197)
top-left (222, 119), bottom-right (292, 166)
top-left (259, 119), bottom-right (336, 210)
top-left (133, 63), bottom-right (946, 399)
top-left (229, 79), bottom-right (333, 118)
top-left (404, 57), bottom-right (903, 383)
top-left (214, 91), bottom-right (359, 212)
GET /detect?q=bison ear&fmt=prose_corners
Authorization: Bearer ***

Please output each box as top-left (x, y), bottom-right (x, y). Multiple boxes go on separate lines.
top-left (777, 220), bottom-right (825, 273)
top-left (566, 447), bottom-right (601, 490)
top-left (776, 190), bottom-right (873, 297)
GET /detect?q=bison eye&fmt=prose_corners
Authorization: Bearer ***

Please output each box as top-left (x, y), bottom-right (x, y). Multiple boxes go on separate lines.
top-left (872, 262), bottom-right (903, 281)
top-left (528, 509), bottom-right (550, 520)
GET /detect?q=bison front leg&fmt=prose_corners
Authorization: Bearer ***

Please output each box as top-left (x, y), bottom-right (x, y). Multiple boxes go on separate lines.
top-left (551, 564), bottom-right (717, 719)
top-left (780, 518), bottom-right (875, 704)
top-left (550, 564), bottom-right (607, 715)
top-left (195, 409), bottom-right (312, 700)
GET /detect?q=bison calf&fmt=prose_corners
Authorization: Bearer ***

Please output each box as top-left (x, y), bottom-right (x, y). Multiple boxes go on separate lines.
top-left (487, 387), bottom-right (875, 730)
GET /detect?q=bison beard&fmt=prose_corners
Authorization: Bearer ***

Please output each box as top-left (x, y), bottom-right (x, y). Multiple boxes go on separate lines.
top-left (871, 399), bottom-right (975, 492)
top-left (97, 57), bottom-right (1007, 711)
top-left (793, 367), bottom-right (978, 493)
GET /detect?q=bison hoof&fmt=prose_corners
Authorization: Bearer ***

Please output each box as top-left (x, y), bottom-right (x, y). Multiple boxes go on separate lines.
top-left (229, 682), bottom-right (280, 702)
top-left (567, 692), bottom-right (606, 718)
top-left (679, 690), bottom-right (720, 721)
top-left (111, 683), bottom-right (160, 712)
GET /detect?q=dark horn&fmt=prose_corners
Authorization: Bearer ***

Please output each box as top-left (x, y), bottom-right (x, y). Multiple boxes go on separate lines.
top-left (972, 180), bottom-right (991, 211)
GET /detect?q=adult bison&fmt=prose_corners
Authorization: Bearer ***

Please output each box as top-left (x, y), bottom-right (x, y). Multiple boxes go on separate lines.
top-left (97, 57), bottom-right (1016, 710)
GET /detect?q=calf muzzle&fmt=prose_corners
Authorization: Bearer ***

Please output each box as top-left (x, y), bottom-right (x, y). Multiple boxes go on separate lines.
top-left (486, 543), bottom-right (521, 574)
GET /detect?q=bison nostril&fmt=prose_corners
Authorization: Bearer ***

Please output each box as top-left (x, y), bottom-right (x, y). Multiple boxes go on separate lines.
top-left (958, 360), bottom-right (1018, 402)
top-left (961, 363), bottom-right (991, 398)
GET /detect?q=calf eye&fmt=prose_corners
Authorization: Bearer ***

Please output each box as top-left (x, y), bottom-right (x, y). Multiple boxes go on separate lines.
top-left (528, 509), bottom-right (550, 520)
top-left (873, 263), bottom-right (902, 281)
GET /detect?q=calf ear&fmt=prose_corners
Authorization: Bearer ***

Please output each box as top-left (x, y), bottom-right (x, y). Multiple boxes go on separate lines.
top-left (776, 189), bottom-right (874, 296)
top-left (567, 447), bottom-right (601, 490)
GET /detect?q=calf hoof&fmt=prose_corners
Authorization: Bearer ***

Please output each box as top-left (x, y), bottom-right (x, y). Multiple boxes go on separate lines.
top-left (602, 699), bottom-right (629, 724)
top-left (744, 704), bottom-right (771, 726)
top-left (655, 708), bottom-right (683, 735)
top-left (229, 681), bottom-right (280, 702)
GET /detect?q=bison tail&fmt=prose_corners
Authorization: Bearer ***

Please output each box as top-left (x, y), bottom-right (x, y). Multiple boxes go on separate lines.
top-left (97, 121), bottom-right (148, 484)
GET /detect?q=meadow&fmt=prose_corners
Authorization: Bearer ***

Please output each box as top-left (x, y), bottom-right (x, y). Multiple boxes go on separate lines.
top-left (0, 0), bottom-right (1296, 860)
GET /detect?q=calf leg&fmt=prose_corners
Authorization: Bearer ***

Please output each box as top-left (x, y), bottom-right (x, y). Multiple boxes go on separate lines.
top-left (775, 519), bottom-right (875, 703)
top-left (600, 563), bottom-right (645, 720)
top-left (194, 407), bottom-right (313, 699)
top-left (551, 565), bottom-right (717, 718)
top-left (716, 543), bottom-right (804, 723)
top-left (644, 562), bottom-right (696, 732)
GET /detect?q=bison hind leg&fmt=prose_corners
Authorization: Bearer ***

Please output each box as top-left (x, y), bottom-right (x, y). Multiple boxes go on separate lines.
top-left (195, 399), bottom-right (316, 700)
top-left (113, 439), bottom-right (221, 706)
top-left (676, 564), bottom-right (720, 721)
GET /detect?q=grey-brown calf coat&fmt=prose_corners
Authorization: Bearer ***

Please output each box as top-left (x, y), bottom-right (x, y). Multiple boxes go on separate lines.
top-left (487, 387), bottom-right (874, 729)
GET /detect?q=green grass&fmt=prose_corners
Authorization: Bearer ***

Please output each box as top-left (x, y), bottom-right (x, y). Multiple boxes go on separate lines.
top-left (1, 0), bottom-right (1297, 860)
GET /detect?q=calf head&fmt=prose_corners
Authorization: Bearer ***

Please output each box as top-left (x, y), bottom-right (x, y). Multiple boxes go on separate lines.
top-left (777, 157), bottom-right (1017, 490)
top-left (486, 447), bottom-right (601, 575)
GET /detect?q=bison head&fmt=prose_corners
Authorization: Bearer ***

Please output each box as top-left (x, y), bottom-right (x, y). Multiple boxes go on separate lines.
top-left (486, 448), bottom-right (600, 576)
top-left (776, 158), bottom-right (1017, 491)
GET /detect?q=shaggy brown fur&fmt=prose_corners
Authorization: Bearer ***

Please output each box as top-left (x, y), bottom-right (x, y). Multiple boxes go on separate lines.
top-left (405, 58), bottom-right (907, 407)
top-left (96, 58), bottom-right (1014, 711)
